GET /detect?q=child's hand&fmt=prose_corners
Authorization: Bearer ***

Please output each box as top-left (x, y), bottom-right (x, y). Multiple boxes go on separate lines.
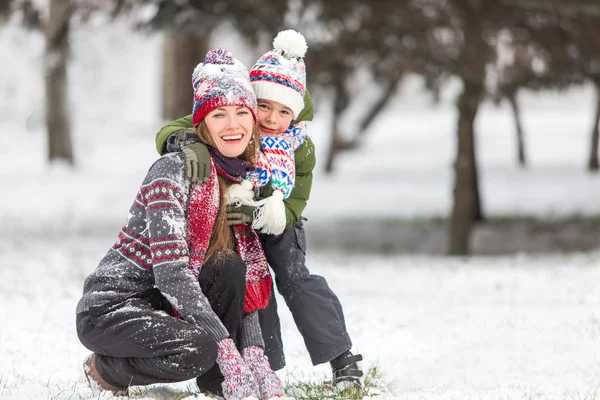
top-left (182, 142), bottom-right (211, 183)
top-left (170, 129), bottom-right (211, 183)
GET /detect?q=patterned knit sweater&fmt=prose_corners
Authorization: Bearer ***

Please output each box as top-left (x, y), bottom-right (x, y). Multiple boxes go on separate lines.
top-left (76, 153), bottom-right (261, 346)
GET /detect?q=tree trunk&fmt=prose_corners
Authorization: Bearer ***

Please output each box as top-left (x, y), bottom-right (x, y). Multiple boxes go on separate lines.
top-left (324, 72), bottom-right (352, 174)
top-left (471, 128), bottom-right (484, 222)
top-left (324, 82), bottom-right (346, 173)
top-left (325, 71), bottom-right (399, 172)
top-left (448, 4), bottom-right (486, 255)
top-left (357, 73), bottom-right (402, 137)
top-left (163, 32), bottom-right (208, 120)
top-left (587, 82), bottom-right (600, 172)
top-left (45, 0), bottom-right (73, 165)
top-left (507, 89), bottom-right (526, 168)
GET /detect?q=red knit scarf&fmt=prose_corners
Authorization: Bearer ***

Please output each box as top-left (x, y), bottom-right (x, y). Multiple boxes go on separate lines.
top-left (187, 159), bottom-right (272, 312)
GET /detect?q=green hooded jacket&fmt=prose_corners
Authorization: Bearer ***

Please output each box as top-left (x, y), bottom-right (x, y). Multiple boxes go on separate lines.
top-left (154, 92), bottom-right (316, 229)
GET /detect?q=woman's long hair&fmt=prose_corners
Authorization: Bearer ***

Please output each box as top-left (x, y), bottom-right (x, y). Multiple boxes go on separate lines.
top-left (195, 119), bottom-right (260, 260)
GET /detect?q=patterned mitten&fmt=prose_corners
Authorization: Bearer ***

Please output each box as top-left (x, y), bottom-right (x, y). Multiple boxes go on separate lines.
top-left (216, 338), bottom-right (260, 400)
top-left (242, 346), bottom-right (285, 399)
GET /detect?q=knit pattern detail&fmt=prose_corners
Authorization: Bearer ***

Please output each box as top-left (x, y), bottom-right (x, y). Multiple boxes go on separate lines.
top-left (246, 121), bottom-right (307, 199)
top-left (76, 153), bottom-right (229, 342)
top-left (192, 48), bottom-right (257, 125)
top-left (240, 311), bottom-right (265, 350)
top-left (243, 346), bottom-right (285, 399)
top-left (250, 67), bottom-right (304, 94)
top-left (233, 224), bottom-right (272, 312)
top-left (249, 30), bottom-right (307, 120)
top-left (188, 160), bottom-right (272, 313)
top-left (187, 164), bottom-right (220, 277)
top-left (216, 338), bottom-right (260, 399)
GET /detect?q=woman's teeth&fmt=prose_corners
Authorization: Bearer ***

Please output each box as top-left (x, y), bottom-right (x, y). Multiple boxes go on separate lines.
top-left (222, 134), bottom-right (243, 141)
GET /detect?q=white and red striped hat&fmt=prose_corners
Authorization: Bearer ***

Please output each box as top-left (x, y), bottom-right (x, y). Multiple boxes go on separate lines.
top-left (249, 30), bottom-right (308, 119)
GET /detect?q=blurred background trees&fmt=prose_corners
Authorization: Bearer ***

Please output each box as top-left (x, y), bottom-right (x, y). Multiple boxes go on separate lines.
top-left (2, 0), bottom-right (599, 255)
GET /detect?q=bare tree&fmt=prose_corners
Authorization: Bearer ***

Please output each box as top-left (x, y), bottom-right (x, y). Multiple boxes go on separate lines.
top-left (491, 38), bottom-right (537, 168)
top-left (303, 1), bottom-right (410, 173)
top-left (162, 32), bottom-right (207, 120)
top-left (46, 0), bottom-right (74, 165)
top-left (587, 81), bottom-right (600, 171)
top-left (445, 0), bottom-right (490, 254)
top-left (114, 0), bottom-right (288, 120)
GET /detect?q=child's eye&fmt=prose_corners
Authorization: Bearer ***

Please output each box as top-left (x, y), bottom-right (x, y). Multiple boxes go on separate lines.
top-left (281, 110), bottom-right (291, 116)
top-left (258, 104), bottom-right (269, 110)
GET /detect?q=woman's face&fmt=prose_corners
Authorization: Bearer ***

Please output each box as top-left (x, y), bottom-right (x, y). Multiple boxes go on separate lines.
top-left (256, 99), bottom-right (294, 136)
top-left (203, 106), bottom-right (254, 157)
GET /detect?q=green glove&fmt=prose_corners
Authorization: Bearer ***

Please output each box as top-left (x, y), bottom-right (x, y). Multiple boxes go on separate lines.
top-left (175, 129), bottom-right (211, 184)
top-left (226, 203), bottom-right (257, 226)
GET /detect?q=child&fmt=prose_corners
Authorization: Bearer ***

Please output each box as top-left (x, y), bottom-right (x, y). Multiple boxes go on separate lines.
top-left (155, 30), bottom-right (363, 388)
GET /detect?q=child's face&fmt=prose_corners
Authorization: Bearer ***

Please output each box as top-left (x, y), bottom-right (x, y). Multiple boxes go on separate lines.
top-left (256, 99), bottom-right (294, 136)
top-left (203, 106), bottom-right (254, 158)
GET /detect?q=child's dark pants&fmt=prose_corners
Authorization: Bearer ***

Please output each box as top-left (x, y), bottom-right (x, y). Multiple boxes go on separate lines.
top-left (259, 218), bottom-right (352, 365)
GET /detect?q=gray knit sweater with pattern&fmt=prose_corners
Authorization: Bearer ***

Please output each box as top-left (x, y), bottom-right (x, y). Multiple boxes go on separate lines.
top-left (76, 153), bottom-right (263, 347)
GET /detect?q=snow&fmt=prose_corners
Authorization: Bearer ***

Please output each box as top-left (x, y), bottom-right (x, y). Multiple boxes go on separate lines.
top-left (1, 21), bottom-right (600, 399)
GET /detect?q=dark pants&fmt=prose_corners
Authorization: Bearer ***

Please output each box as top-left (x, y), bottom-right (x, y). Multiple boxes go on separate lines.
top-left (77, 252), bottom-right (283, 388)
top-left (195, 282), bottom-right (284, 395)
top-left (259, 218), bottom-right (352, 365)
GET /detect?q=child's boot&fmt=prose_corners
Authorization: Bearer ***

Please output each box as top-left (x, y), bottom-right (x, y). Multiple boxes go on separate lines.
top-left (330, 351), bottom-right (363, 389)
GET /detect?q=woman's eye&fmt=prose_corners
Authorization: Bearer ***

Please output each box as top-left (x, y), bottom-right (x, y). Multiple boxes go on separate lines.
top-left (238, 110), bottom-right (249, 116)
top-left (212, 113), bottom-right (224, 118)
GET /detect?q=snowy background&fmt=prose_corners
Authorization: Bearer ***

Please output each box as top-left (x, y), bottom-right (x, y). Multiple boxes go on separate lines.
top-left (1, 21), bottom-right (600, 399)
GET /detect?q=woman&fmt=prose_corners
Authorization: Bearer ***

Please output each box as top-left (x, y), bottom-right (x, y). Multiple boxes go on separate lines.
top-left (75, 48), bottom-right (284, 400)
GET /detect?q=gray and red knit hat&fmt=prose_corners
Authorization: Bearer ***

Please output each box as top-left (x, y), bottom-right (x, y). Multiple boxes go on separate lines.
top-left (192, 48), bottom-right (258, 126)
top-left (249, 30), bottom-right (308, 119)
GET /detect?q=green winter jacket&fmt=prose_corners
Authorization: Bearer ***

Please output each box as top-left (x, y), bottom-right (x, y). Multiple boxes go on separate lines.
top-left (155, 115), bottom-right (316, 230)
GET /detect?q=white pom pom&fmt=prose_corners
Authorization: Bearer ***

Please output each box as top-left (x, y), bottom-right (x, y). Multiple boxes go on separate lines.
top-left (273, 29), bottom-right (307, 59)
top-left (192, 62), bottom-right (204, 83)
top-left (252, 191), bottom-right (286, 235)
top-left (227, 179), bottom-right (257, 206)
top-left (240, 180), bottom-right (253, 190)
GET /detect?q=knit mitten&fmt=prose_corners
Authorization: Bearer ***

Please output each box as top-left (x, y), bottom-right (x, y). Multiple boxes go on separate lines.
top-left (242, 346), bottom-right (285, 399)
top-left (216, 338), bottom-right (260, 400)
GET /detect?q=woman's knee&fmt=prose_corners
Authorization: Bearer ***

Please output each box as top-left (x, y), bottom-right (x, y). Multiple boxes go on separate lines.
top-left (179, 333), bottom-right (219, 374)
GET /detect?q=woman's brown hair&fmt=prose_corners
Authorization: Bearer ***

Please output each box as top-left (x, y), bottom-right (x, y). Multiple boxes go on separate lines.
top-left (195, 117), bottom-right (260, 260)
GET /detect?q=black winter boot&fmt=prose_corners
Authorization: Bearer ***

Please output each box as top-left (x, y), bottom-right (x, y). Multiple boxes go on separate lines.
top-left (330, 351), bottom-right (363, 389)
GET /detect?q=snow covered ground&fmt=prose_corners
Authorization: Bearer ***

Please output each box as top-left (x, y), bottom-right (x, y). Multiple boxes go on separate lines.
top-left (2, 241), bottom-right (600, 399)
top-left (1, 22), bottom-right (600, 399)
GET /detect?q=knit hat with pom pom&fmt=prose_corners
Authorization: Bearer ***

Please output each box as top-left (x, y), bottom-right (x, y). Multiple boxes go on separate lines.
top-left (249, 29), bottom-right (307, 119)
top-left (192, 48), bottom-right (258, 126)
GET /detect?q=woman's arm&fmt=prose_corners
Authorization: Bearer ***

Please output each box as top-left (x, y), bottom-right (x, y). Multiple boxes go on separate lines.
top-left (144, 153), bottom-right (229, 341)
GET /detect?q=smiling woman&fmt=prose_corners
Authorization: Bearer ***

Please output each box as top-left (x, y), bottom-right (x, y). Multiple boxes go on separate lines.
top-left (75, 48), bottom-right (284, 400)
top-left (199, 106), bottom-right (255, 158)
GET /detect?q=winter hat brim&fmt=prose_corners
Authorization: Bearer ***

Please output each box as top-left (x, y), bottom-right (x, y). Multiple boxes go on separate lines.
top-left (251, 79), bottom-right (305, 119)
